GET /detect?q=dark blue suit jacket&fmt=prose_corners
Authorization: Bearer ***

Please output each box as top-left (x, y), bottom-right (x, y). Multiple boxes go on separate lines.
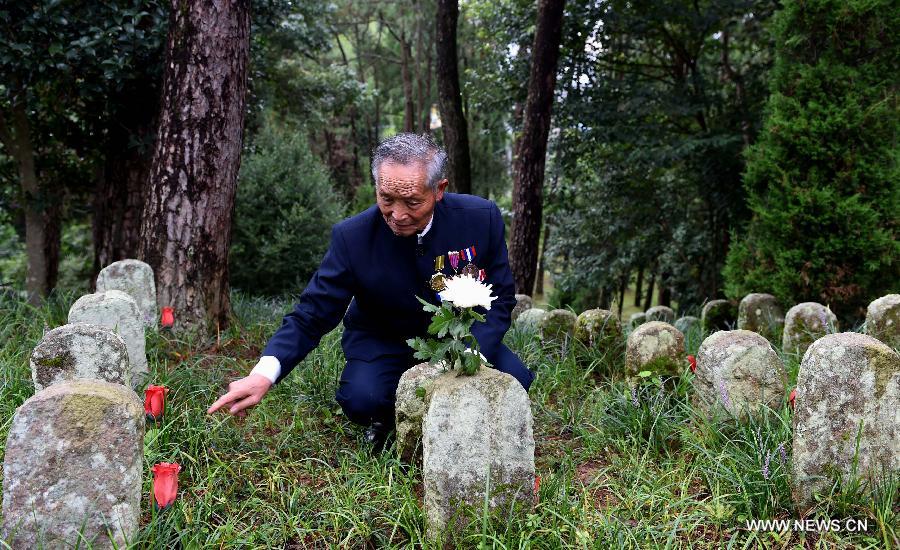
top-left (263, 193), bottom-right (517, 383)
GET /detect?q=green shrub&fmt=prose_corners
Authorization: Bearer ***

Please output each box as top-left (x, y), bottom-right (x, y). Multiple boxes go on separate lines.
top-left (724, 0), bottom-right (899, 322)
top-left (230, 117), bottom-right (346, 296)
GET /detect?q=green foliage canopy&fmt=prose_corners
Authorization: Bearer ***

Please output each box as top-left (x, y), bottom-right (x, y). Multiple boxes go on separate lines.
top-left (724, 0), bottom-right (899, 321)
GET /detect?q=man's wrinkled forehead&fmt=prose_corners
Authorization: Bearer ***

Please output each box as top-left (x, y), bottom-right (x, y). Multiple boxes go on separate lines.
top-left (377, 162), bottom-right (429, 196)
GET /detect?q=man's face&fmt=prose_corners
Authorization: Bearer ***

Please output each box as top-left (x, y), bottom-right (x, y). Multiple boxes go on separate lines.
top-left (376, 161), bottom-right (447, 237)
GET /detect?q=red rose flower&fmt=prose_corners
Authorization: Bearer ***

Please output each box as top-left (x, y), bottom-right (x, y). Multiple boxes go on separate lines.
top-left (687, 354), bottom-right (696, 373)
top-left (161, 307), bottom-right (175, 328)
top-left (152, 462), bottom-right (181, 509)
top-left (145, 385), bottom-right (168, 420)
top-left (789, 388), bottom-right (797, 410)
top-left (533, 475), bottom-right (541, 505)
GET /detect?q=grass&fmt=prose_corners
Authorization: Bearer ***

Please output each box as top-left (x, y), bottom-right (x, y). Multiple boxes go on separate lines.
top-left (0, 291), bottom-right (897, 548)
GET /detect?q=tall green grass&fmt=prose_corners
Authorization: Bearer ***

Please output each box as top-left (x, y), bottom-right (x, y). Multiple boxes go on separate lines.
top-left (0, 293), bottom-right (896, 548)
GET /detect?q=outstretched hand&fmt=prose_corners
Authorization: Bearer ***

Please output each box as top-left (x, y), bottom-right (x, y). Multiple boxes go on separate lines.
top-left (207, 373), bottom-right (272, 417)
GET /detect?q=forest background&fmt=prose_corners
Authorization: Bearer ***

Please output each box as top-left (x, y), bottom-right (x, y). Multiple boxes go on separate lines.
top-left (0, 0), bottom-right (896, 328)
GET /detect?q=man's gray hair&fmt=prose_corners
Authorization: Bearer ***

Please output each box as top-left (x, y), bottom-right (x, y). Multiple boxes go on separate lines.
top-left (371, 133), bottom-right (447, 191)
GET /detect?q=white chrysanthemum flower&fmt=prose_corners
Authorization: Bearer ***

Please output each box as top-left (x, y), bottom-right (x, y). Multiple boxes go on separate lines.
top-left (439, 275), bottom-right (497, 309)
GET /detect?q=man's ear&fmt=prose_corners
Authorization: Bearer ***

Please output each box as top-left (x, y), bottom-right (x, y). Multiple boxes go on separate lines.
top-left (435, 178), bottom-right (449, 200)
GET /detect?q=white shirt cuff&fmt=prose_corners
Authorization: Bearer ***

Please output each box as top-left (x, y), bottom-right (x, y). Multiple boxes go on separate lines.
top-left (250, 356), bottom-right (282, 384)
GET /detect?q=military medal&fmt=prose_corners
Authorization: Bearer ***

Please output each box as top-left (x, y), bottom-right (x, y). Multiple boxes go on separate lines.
top-left (430, 255), bottom-right (447, 291)
top-left (461, 263), bottom-right (479, 278)
top-left (448, 250), bottom-right (460, 272)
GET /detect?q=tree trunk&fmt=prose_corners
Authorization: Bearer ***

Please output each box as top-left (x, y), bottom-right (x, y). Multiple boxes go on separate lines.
top-left (3, 101), bottom-right (60, 303)
top-left (93, 122), bottom-right (154, 278)
top-left (435, 0), bottom-right (472, 195)
top-left (634, 267), bottom-right (643, 307)
top-left (509, 0), bottom-right (565, 295)
top-left (618, 276), bottom-right (627, 319)
top-left (658, 272), bottom-right (672, 307)
top-left (139, 0), bottom-right (250, 332)
top-left (534, 222), bottom-right (549, 295)
top-left (643, 272), bottom-right (656, 311)
top-left (400, 33), bottom-right (416, 133)
top-left (421, 51), bottom-right (433, 133)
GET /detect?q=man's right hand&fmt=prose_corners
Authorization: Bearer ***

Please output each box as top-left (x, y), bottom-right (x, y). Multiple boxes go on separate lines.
top-left (207, 374), bottom-right (273, 417)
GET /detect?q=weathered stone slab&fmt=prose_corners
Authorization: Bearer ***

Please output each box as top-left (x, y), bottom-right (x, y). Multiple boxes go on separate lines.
top-left (701, 299), bottom-right (737, 332)
top-left (792, 333), bottom-right (899, 510)
top-left (539, 309), bottom-right (576, 343)
top-left (514, 308), bottom-right (547, 331)
top-left (782, 302), bottom-right (838, 357)
top-left (68, 290), bottom-right (147, 387)
top-left (629, 312), bottom-right (647, 329)
top-left (692, 330), bottom-right (786, 418)
top-left (674, 316), bottom-right (699, 333)
top-left (737, 293), bottom-right (784, 343)
top-left (395, 362), bottom-right (445, 463)
top-left (30, 323), bottom-right (129, 391)
top-left (866, 294), bottom-right (900, 349)
top-left (645, 305), bottom-right (675, 324)
top-left (574, 309), bottom-right (622, 349)
top-left (2, 380), bottom-right (144, 549)
top-left (423, 367), bottom-right (534, 536)
top-left (96, 259), bottom-right (158, 327)
top-left (511, 294), bottom-right (533, 322)
top-left (625, 321), bottom-right (684, 377)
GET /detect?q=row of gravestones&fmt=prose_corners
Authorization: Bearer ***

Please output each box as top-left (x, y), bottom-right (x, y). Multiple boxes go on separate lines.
top-left (2, 260), bottom-right (158, 548)
top-left (626, 293), bottom-right (900, 354)
top-left (511, 292), bottom-right (899, 510)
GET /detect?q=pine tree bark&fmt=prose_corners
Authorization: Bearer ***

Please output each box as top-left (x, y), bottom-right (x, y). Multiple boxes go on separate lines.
top-left (643, 272), bottom-right (656, 311)
top-left (139, 0), bottom-right (250, 332)
top-left (93, 121), bottom-right (154, 278)
top-left (0, 99), bottom-right (60, 303)
top-left (509, 0), bottom-right (565, 295)
top-left (634, 267), bottom-right (644, 307)
top-left (435, 0), bottom-right (472, 194)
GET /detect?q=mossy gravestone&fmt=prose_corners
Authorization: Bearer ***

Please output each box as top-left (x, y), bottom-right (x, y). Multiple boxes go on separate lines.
top-left (31, 323), bottom-right (130, 391)
top-left (395, 362), bottom-right (445, 463)
top-left (629, 312), bottom-right (647, 329)
top-left (2, 380), bottom-right (144, 548)
top-left (96, 259), bottom-right (158, 327)
top-left (737, 293), bottom-right (784, 343)
top-left (792, 333), bottom-right (899, 510)
top-left (68, 290), bottom-right (147, 387)
top-left (625, 321), bottom-right (684, 377)
top-left (701, 299), bottom-right (737, 332)
top-left (511, 294), bottom-right (533, 322)
top-left (574, 309), bottom-right (622, 350)
top-left (866, 294), bottom-right (900, 349)
top-left (692, 330), bottom-right (786, 418)
top-left (782, 302), bottom-right (837, 358)
top-left (423, 367), bottom-right (534, 537)
top-left (674, 316), bottom-right (699, 333)
top-left (645, 305), bottom-right (675, 324)
top-left (515, 308), bottom-right (547, 331)
top-left (539, 309), bottom-right (576, 343)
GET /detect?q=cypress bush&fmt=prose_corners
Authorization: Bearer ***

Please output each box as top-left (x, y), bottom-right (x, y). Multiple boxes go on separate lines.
top-left (230, 116), bottom-right (346, 296)
top-left (723, 0), bottom-right (899, 321)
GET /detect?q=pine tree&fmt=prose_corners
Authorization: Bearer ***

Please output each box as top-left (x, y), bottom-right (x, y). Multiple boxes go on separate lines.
top-left (724, 0), bottom-right (899, 321)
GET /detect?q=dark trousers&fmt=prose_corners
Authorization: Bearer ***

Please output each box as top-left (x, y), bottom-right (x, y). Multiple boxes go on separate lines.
top-left (335, 344), bottom-right (534, 427)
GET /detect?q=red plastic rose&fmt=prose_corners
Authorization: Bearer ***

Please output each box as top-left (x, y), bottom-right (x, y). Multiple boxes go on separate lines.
top-left (152, 462), bottom-right (181, 509)
top-left (144, 385), bottom-right (168, 420)
top-left (789, 387), bottom-right (797, 410)
top-left (161, 307), bottom-right (175, 328)
top-left (687, 354), bottom-right (696, 373)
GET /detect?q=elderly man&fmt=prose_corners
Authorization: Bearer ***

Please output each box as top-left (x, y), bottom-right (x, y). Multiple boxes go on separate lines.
top-left (208, 133), bottom-right (534, 448)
